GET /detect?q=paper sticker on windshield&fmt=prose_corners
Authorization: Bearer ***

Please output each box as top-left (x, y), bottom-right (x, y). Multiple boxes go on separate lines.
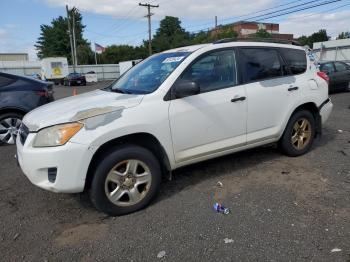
top-left (162, 56), bottom-right (185, 63)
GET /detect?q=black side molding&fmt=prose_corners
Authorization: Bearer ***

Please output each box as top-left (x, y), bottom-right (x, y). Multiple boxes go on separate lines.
top-left (319, 98), bottom-right (331, 111)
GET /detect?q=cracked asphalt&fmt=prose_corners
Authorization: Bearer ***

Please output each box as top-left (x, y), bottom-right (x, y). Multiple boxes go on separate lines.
top-left (1, 82), bottom-right (350, 261)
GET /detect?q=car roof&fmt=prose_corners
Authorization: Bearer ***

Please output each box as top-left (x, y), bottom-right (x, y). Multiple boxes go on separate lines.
top-left (163, 41), bottom-right (304, 54)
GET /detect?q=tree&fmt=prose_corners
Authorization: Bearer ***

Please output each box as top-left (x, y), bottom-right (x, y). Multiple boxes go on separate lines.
top-left (255, 29), bottom-right (272, 38)
top-left (337, 32), bottom-right (350, 39)
top-left (100, 45), bottom-right (148, 64)
top-left (298, 29), bottom-right (329, 48)
top-left (35, 9), bottom-right (92, 64)
top-left (151, 16), bottom-right (191, 53)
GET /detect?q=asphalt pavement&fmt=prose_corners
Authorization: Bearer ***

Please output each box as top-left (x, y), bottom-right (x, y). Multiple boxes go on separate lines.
top-left (1, 83), bottom-right (350, 261)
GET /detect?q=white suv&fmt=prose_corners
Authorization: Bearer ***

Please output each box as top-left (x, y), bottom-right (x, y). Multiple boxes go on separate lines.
top-left (16, 41), bottom-right (333, 215)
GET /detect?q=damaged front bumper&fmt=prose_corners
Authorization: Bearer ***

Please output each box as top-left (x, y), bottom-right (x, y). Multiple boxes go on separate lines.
top-left (16, 133), bottom-right (93, 193)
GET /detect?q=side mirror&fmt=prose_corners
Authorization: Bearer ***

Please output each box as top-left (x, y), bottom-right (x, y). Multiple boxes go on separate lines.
top-left (173, 80), bottom-right (200, 99)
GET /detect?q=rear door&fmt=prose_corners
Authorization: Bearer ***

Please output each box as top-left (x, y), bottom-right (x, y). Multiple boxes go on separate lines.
top-left (238, 47), bottom-right (304, 144)
top-left (334, 62), bottom-right (350, 88)
top-left (168, 49), bottom-right (247, 163)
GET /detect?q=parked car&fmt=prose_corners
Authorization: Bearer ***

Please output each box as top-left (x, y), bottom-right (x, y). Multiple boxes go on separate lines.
top-left (63, 72), bottom-right (86, 86)
top-left (0, 72), bottom-right (54, 145)
top-left (29, 73), bottom-right (42, 80)
top-left (318, 61), bottom-right (350, 92)
top-left (16, 40), bottom-right (333, 216)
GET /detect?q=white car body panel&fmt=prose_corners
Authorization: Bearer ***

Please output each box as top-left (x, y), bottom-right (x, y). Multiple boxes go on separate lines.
top-left (169, 85), bottom-right (247, 163)
top-left (16, 42), bottom-right (333, 193)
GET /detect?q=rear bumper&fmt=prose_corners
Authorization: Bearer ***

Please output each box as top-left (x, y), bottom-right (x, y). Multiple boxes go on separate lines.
top-left (319, 98), bottom-right (333, 124)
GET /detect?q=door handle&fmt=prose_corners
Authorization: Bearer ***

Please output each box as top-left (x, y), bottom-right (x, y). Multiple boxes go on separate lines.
top-left (288, 86), bottom-right (299, 91)
top-left (231, 96), bottom-right (246, 102)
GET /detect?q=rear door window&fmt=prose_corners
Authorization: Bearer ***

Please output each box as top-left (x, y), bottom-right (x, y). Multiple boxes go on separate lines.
top-left (240, 48), bottom-right (283, 83)
top-left (280, 48), bottom-right (307, 75)
top-left (334, 62), bottom-right (349, 72)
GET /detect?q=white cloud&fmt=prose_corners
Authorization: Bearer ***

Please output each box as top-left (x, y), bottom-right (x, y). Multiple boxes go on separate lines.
top-left (0, 26), bottom-right (38, 60)
top-left (42, 0), bottom-right (276, 20)
top-left (280, 10), bottom-right (350, 38)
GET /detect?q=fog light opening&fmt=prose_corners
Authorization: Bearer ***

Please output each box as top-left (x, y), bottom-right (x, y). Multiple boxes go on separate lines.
top-left (48, 168), bottom-right (57, 183)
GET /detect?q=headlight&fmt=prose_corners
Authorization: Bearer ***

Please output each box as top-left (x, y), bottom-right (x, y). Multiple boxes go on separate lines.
top-left (33, 122), bottom-right (83, 147)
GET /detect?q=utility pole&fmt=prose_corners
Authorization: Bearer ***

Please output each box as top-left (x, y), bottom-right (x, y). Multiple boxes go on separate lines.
top-left (66, 5), bottom-right (75, 71)
top-left (139, 2), bottom-right (159, 56)
top-left (215, 16), bottom-right (218, 40)
top-left (71, 7), bottom-right (78, 69)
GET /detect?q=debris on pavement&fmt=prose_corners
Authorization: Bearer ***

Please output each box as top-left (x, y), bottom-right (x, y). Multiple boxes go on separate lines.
top-left (13, 233), bottom-right (20, 241)
top-left (216, 181), bottom-right (223, 188)
top-left (281, 171), bottom-right (290, 175)
top-left (331, 248), bottom-right (342, 253)
top-left (223, 238), bottom-right (234, 244)
top-left (338, 130), bottom-right (343, 133)
top-left (338, 150), bottom-right (347, 156)
top-left (157, 251), bottom-right (166, 259)
top-left (213, 203), bottom-right (230, 214)
top-left (267, 209), bottom-right (272, 212)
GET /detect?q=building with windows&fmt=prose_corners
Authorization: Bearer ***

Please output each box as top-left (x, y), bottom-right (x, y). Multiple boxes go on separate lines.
top-left (212, 21), bottom-right (294, 40)
top-left (0, 53), bottom-right (28, 61)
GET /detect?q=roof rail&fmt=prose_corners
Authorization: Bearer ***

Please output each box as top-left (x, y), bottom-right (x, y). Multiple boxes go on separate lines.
top-left (214, 37), bottom-right (302, 46)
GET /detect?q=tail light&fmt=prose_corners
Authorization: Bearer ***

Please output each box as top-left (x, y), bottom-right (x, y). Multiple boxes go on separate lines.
top-left (36, 90), bottom-right (49, 97)
top-left (317, 71), bottom-right (329, 85)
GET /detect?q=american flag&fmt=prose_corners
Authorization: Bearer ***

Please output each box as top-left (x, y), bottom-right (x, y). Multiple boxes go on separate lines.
top-left (95, 43), bottom-right (105, 54)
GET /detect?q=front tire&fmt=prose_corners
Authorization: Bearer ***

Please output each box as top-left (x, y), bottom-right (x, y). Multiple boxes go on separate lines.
top-left (0, 112), bottom-right (23, 145)
top-left (279, 110), bottom-right (315, 157)
top-left (90, 145), bottom-right (161, 216)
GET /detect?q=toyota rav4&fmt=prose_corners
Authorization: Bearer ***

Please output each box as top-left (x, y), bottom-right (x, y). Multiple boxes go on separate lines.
top-left (16, 41), bottom-right (333, 216)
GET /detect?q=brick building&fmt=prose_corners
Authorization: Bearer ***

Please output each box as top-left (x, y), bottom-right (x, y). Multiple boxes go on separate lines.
top-left (212, 21), bottom-right (294, 40)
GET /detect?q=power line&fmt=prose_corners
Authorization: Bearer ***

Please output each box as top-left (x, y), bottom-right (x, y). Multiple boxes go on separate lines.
top-left (185, 0), bottom-right (317, 31)
top-left (221, 0), bottom-right (322, 23)
top-left (189, 0), bottom-right (344, 34)
top-left (280, 2), bottom-right (350, 21)
top-left (255, 0), bottom-right (344, 21)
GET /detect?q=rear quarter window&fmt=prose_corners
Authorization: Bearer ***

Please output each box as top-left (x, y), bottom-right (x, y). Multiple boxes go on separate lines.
top-left (280, 48), bottom-right (307, 75)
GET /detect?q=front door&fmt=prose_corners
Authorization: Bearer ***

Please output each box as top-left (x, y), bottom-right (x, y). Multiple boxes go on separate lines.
top-left (168, 49), bottom-right (247, 163)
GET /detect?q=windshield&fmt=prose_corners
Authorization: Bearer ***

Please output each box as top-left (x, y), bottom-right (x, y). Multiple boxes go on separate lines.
top-left (109, 52), bottom-right (190, 94)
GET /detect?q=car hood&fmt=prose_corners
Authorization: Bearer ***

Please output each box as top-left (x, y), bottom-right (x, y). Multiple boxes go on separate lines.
top-left (23, 89), bottom-right (144, 131)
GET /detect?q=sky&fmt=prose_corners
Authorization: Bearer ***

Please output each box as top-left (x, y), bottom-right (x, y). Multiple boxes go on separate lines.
top-left (0, 0), bottom-right (350, 60)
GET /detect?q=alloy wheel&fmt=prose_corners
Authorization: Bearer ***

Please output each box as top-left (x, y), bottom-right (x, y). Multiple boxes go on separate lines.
top-left (291, 118), bottom-right (312, 150)
top-left (0, 117), bottom-right (22, 144)
top-left (104, 159), bottom-right (152, 207)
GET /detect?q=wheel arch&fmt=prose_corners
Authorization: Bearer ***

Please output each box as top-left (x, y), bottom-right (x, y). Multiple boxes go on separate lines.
top-left (287, 102), bottom-right (321, 137)
top-left (85, 132), bottom-right (172, 190)
top-left (0, 107), bottom-right (27, 117)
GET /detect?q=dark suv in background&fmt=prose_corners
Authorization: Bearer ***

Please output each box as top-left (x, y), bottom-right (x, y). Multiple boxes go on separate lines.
top-left (0, 72), bottom-right (54, 145)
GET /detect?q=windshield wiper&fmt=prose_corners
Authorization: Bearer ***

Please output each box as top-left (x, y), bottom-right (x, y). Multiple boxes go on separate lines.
top-left (111, 88), bottom-right (132, 94)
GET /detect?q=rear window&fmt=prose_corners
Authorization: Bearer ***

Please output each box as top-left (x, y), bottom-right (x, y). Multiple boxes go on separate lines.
top-left (240, 48), bottom-right (283, 82)
top-left (0, 76), bottom-right (15, 87)
top-left (280, 48), bottom-right (307, 75)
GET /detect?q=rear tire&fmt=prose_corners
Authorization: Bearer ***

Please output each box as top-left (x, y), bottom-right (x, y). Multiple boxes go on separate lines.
top-left (279, 110), bottom-right (315, 157)
top-left (0, 112), bottom-right (23, 145)
top-left (89, 144), bottom-right (162, 216)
